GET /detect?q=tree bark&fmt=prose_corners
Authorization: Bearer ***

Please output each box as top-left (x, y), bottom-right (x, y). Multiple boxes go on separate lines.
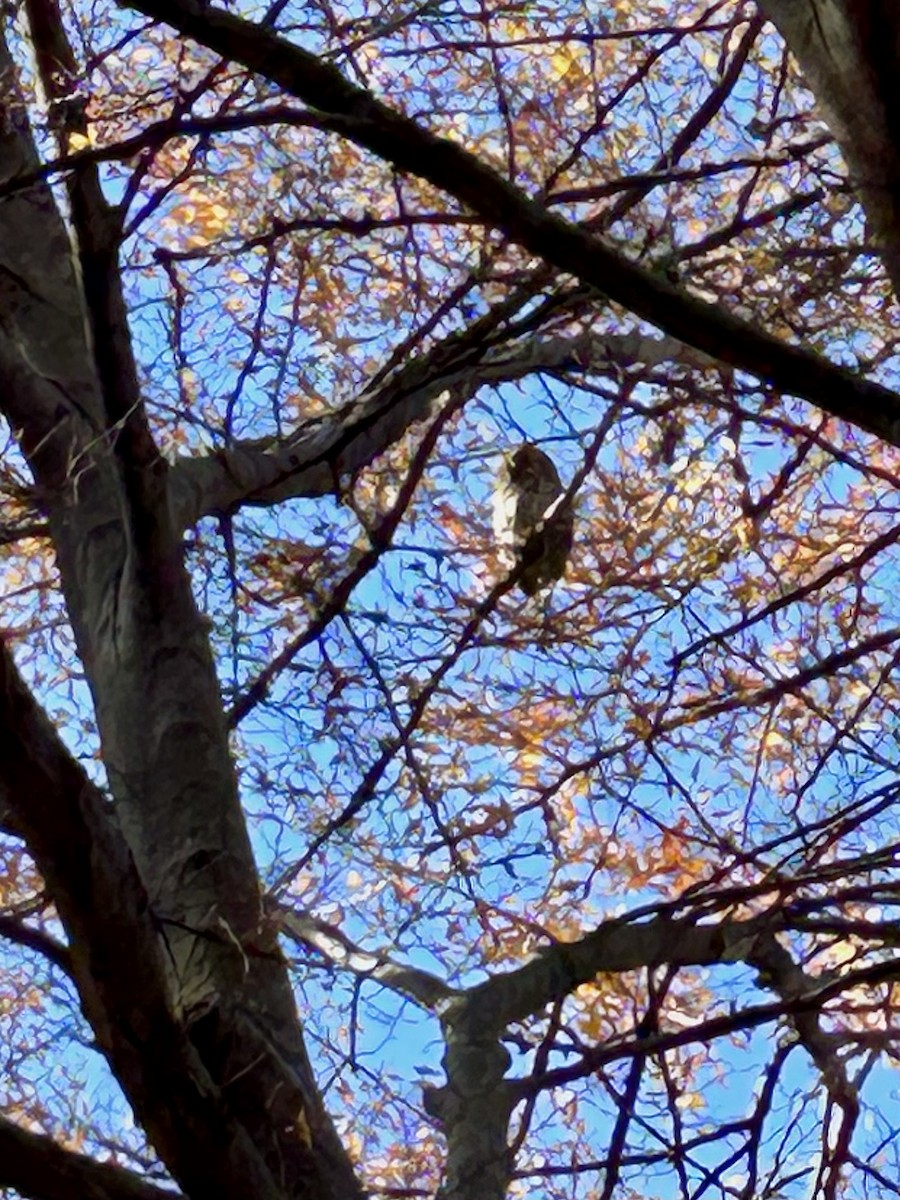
top-left (0, 20), bottom-right (361, 1200)
top-left (759, 0), bottom-right (900, 302)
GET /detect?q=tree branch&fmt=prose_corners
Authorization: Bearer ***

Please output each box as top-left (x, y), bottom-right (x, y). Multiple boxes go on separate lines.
top-left (279, 904), bottom-right (455, 1011)
top-left (170, 325), bottom-right (684, 529)
top-left (759, 1), bottom-right (900, 301)
top-left (0, 912), bottom-right (72, 973)
top-left (119, 0), bottom-right (900, 449)
top-left (0, 638), bottom-right (286, 1200)
top-left (0, 1114), bottom-right (184, 1200)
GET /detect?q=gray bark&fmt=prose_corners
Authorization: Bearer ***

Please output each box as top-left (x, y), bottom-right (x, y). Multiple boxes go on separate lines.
top-left (758, 0), bottom-right (900, 300)
top-left (0, 18), bottom-right (360, 1200)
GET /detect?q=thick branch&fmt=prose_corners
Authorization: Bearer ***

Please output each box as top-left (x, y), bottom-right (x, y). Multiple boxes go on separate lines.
top-left (25, 0), bottom-right (177, 587)
top-left (0, 912), bottom-right (71, 973)
top-left (0, 1114), bottom-right (184, 1200)
top-left (0, 639), bottom-right (286, 1200)
top-left (426, 903), bottom-right (879, 1200)
top-left (120, 0), bottom-right (900, 448)
top-left (1, 29), bottom-right (362, 1198)
top-left (170, 328), bottom-right (704, 527)
top-left (458, 914), bottom-right (765, 1042)
top-left (420, 914), bottom-right (765, 1200)
top-left (759, 0), bottom-right (900, 301)
top-left (279, 904), bottom-right (455, 1010)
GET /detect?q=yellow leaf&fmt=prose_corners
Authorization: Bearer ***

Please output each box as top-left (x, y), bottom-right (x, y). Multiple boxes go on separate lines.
top-left (551, 49), bottom-right (574, 79)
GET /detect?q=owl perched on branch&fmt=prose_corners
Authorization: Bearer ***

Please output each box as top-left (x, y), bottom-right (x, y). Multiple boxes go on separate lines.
top-left (493, 443), bottom-right (574, 595)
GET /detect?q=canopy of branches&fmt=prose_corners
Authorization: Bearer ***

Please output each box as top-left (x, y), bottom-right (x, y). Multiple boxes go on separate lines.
top-left (2, 2), bottom-right (900, 1200)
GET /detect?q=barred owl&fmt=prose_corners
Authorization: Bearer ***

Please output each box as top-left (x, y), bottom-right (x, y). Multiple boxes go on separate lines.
top-left (493, 444), bottom-right (574, 595)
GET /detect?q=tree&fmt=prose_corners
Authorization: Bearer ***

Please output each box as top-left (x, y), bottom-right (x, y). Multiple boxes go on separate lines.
top-left (2, 1), bottom-right (900, 1198)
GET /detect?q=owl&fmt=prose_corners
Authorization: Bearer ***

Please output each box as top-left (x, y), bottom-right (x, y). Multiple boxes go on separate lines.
top-left (493, 443), bottom-right (574, 595)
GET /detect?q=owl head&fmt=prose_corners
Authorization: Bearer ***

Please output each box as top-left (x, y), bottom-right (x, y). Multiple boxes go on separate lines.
top-left (504, 444), bottom-right (562, 489)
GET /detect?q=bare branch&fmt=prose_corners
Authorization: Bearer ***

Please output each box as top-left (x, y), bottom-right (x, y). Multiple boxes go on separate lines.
top-left (279, 904), bottom-right (455, 1011)
top-left (119, 0), bottom-right (900, 450)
